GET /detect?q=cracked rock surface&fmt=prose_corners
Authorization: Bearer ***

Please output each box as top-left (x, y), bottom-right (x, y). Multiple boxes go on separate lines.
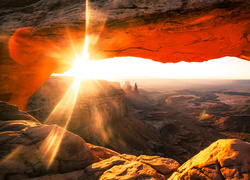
top-left (0, 101), bottom-right (98, 179)
top-left (0, 101), bottom-right (249, 179)
top-left (169, 139), bottom-right (250, 180)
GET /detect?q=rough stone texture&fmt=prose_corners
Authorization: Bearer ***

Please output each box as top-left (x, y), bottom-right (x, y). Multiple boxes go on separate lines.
top-left (27, 77), bottom-right (163, 156)
top-left (24, 170), bottom-right (86, 180)
top-left (85, 155), bottom-right (168, 180)
top-left (198, 103), bottom-right (250, 133)
top-left (27, 154), bottom-right (179, 180)
top-left (0, 0), bottom-right (249, 110)
top-left (0, 101), bottom-right (180, 180)
top-left (87, 143), bottom-right (121, 160)
top-left (85, 156), bottom-right (128, 179)
top-left (0, 101), bottom-right (39, 122)
top-left (0, 103), bottom-right (98, 179)
top-left (99, 160), bottom-right (165, 180)
top-left (169, 139), bottom-right (250, 180)
top-left (137, 155), bottom-right (180, 175)
top-left (1, 102), bottom-right (249, 180)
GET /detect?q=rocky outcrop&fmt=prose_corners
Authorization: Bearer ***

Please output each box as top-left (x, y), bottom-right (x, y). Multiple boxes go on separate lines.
top-left (23, 139), bottom-right (250, 180)
top-left (28, 155), bottom-right (180, 180)
top-left (0, 0), bottom-right (249, 110)
top-left (0, 101), bottom-right (99, 179)
top-left (169, 139), bottom-right (250, 180)
top-left (198, 103), bottom-right (250, 132)
top-left (0, 101), bottom-right (180, 179)
top-left (122, 81), bottom-right (132, 93)
top-left (86, 143), bottom-right (121, 160)
top-left (0, 101), bottom-right (39, 122)
top-left (133, 83), bottom-right (139, 94)
top-left (1, 101), bottom-right (250, 179)
top-left (85, 154), bottom-right (180, 179)
top-left (27, 77), bottom-right (163, 155)
top-left (137, 155), bottom-right (180, 176)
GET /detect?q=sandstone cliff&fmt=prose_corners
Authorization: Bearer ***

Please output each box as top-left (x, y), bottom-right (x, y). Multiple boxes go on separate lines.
top-left (0, 101), bottom-right (249, 180)
top-left (27, 77), bottom-right (163, 155)
top-left (0, 0), bottom-right (249, 110)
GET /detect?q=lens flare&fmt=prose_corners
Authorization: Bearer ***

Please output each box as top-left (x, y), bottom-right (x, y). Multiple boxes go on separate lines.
top-left (38, 0), bottom-right (112, 168)
top-left (165, 97), bottom-right (172, 104)
top-left (41, 76), bottom-right (81, 168)
top-left (199, 110), bottom-right (210, 120)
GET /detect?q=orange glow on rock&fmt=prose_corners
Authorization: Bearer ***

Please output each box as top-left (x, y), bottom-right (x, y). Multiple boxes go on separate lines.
top-left (9, 27), bottom-right (42, 65)
top-left (165, 97), bottom-right (172, 104)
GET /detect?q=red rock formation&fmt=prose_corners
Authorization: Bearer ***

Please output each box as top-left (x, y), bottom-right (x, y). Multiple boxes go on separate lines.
top-left (0, 0), bottom-right (249, 109)
top-left (169, 139), bottom-right (250, 180)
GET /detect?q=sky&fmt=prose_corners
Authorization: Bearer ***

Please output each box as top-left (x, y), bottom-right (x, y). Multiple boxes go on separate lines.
top-left (57, 56), bottom-right (250, 80)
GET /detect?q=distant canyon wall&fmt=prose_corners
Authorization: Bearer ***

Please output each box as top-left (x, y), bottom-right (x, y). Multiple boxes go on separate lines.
top-left (0, 0), bottom-right (249, 109)
top-left (27, 77), bottom-right (161, 154)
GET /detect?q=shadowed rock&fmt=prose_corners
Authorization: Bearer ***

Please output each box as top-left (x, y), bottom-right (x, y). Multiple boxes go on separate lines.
top-left (0, 102), bottom-right (98, 179)
top-left (0, 101), bottom-right (39, 122)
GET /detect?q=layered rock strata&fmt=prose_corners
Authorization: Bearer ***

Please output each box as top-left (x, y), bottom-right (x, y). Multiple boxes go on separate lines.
top-left (27, 77), bottom-right (162, 155)
top-left (0, 101), bottom-right (249, 180)
top-left (0, 0), bottom-right (249, 110)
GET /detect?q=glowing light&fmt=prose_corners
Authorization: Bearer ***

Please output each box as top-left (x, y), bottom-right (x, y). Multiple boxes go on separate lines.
top-left (40, 77), bottom-right (81, 168)
top-left (199, 110), bottom-right (210, 120)
top-left (0, 146), bottom-right (22, 165)
top-left (165, 97), bottom-right (172, 104)
top-left (38, 0), bottom-right (110, 168)
top-left (58, 56), bottom-right (250, 80)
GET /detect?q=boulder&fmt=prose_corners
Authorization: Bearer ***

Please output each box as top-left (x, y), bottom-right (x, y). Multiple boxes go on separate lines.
top-left (99, 160), bottom-right (165, 180)
top-left (137, 155), bottom-right (180, 175)
top-left (87, 143), bottom-right (121, 160)
top-left (0, 119), bottom-right (98, 179)
top-left (85, 154), bottom-right (180, 179)
top-left (169, 139), bottom-right (250, 180)
top-left (85, 155), bottom-right (166, 180)
top-left (0, 101), bottom-right (39, 122)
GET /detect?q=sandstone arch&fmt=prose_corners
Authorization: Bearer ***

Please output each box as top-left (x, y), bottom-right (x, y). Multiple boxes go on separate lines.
top-left (0, 0), bottom-right (249, 110)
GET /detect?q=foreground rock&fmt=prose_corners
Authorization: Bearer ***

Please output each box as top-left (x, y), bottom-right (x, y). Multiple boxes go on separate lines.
top-left (86, 143), bottom-right (121, 160)
top-left (0, 102), bottom-right (98, 179)
top-left (28, 154), bottom-right (180, 180)
top-left (169, 139), bottom-right (250, 180)
top-left (84, 154), bottom-right (180, 180)
top-left (1, 102), bottom-right (250, 179)
top-left (0, 101), bottom-right (39, 123)
top-left (137, 155), bottom-right (180, 176)
top-left (0, 101), bottom-right (180, 179)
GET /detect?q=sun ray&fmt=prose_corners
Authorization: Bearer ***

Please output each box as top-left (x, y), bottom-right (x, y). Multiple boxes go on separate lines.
top-left (37, 0), bottom-right (116, 168)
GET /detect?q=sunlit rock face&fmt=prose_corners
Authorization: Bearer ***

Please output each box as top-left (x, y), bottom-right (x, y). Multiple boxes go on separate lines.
top-left (169, 139), bottom-right (250, 180)
top-left (0, 0), bottom-right (250, 110)
top-left (0, 101), bottom-right (99, 179)
top-left (27, 77), bottom-right (162, 155)
top-left (0, 101), bottom-right (180, 180)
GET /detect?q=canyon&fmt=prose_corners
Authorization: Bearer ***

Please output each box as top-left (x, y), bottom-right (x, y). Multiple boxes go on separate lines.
top-left (0, 77), bottom-right (250, 179)
top-left (27, 77), bottom-right (162, 155)
top-left (0, 0), bottom-right (250, 179)
top-left (0, 0), bottom-right (249, 109)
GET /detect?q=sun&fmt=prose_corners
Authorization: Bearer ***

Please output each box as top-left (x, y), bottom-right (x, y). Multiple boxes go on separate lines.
top-left (70, 36), bottom-right (92, 79)
top-left (63, 35), bottom-right (118, 81)
top-left (65, 36), bottom-right (104, 80)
